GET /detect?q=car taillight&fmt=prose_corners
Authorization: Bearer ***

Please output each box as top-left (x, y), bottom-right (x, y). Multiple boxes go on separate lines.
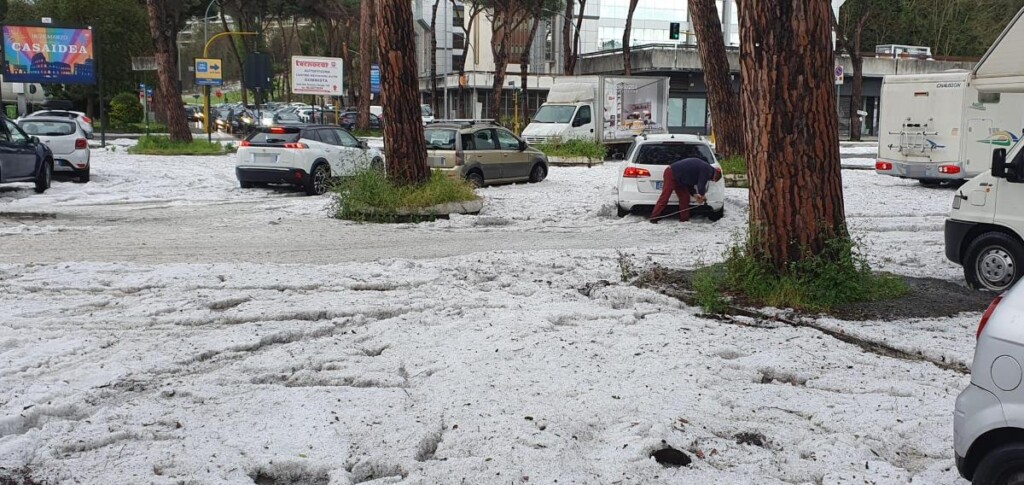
top-left (284, 142), bottom-right (307, 149)
top-left (81, 116), bottom-right (92, 124)
top-left (455, 149), bottom-right (464, 166)
top-left (240, 140), bottom-right (251, 147)
top-left (876, 161), bottom-right (893, 171)
top-left (74, 138), bottom-right (87, 149)
top-left (939, 165), bottom-right (962, 174)
top-left (623, 166), bottom-right (651, 178)
top-left (978, 295), bottom-right (1004, 339)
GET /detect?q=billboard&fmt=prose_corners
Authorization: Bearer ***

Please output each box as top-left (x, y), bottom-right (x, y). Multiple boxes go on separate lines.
top-left (3, 25), bottom-right (96, 85)
top-left (291, 56), bottom-right (343, 96)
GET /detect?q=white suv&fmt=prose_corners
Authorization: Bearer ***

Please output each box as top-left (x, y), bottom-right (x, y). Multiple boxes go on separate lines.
top-left (954, 282), bottom-right (1024, 484)
top-left (236, 125), bottom-right (384, 195)
top-left (615, 134), bottom-right (725, 220)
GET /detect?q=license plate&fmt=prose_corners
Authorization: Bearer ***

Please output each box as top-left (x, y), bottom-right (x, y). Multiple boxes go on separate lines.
top-left (655, 181), bottom-right (663, 190)
top-left (253, 153), bottom-right (277, 164)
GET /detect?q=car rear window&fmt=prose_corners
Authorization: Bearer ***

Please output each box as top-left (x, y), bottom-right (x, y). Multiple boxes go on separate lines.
top-left (246, 129), bottom-right (302, 144)
top-left (20, 120), bottom-right (76, 136)
top-left (425, 128), bottom-right (457, 150)
top-left (634, 142), bottom-right (714, 165)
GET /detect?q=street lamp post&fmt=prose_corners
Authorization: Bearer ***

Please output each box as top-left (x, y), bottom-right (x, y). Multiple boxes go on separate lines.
top-left (204, 0), bottom-right (217, 45)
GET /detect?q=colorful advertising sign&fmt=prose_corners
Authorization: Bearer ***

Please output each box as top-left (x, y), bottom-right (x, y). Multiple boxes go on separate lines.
top-left (291, 56), bottom-right (343, 96)
top-left (370, 65), bottom-right (381, 95)
top-left (3, 25), bottom-right (95, 85)
top-left (194, 58), bottom-right (223, 86)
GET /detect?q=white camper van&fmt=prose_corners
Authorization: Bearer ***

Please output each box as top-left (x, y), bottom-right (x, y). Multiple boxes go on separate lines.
top-left (877, 71), bottom-right (1024, 185)
top-left (521, 75), bottom-right (670, 151)
top-left (945, 10), bottom-right (1024, 295)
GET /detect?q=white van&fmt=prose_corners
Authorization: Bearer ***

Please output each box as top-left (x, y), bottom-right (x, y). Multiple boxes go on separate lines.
top-left (877, 71), bottom-right (1024, 184)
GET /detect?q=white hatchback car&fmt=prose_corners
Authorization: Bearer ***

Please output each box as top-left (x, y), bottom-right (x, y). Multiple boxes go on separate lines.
top-left (955, 282), bottom-right (1024, 484)
top-left (23, 110), bottom-right (94, 139)
top-left (236, 125), bottom-right (384, 195)
top-left (18, 116), bottom-right (90, 183)
top-left (615, 134), bottom-right (725, 220)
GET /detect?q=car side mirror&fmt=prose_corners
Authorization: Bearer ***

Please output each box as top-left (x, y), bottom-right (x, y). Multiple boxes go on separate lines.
top-left (993, 148), bottom-right (1008, 178)
top-left (613, 152), bottom-right (625, 160)
top-left (360, 140), bottom-right (369, 149)
top-left (518, 140), bottom-right (527, 151)
top-left (30, 136), bottom-right (40, 145)
top-left (572, 119), bottom-right (583, 127)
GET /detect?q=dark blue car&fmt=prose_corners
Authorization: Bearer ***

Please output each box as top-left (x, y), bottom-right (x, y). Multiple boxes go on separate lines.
top-left (0, 116), bottom-right (53, 193)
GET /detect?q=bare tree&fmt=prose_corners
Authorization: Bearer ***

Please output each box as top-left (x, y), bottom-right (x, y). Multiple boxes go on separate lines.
top-left (144, 0), bottom-right (192, 142)
top-left (562, 0), bottom-right (586, 75)
top-left (833, 1), bottom-right (872, 142)
top-left (519, 17), bottom-right (542, 125)
top-left (622, 0), bottom-right (638, 75)
top-left (484, 0), bottom-right (531, 121)
top-left (429, 0), bottom-right (442, 117)
top-left (453, 0), bottom-right (482, 117)
top-left (689, 0), bottom-right (743, 157)
top-left (376, 0), bottom-right (430, 184)
top-left (739, 0), bottom-right (845, 267)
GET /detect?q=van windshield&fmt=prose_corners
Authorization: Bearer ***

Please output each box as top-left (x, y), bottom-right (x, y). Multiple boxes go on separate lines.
top-left (532, 105), bottom-right (577, 123)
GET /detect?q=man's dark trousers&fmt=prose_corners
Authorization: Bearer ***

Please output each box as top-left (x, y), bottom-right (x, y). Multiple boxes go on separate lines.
top-left (650, 166), bottom-right (692, 222)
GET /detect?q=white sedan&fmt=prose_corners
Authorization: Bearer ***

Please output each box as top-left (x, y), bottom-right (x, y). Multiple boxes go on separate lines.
top-left (615, 134), bottom-right (725, 220)
top-left (236, 125), bottom-right (384, 195)
top-left (18, 116), bottom-right (91, 183)
top-left (23, 110), bottom-right (94, 139)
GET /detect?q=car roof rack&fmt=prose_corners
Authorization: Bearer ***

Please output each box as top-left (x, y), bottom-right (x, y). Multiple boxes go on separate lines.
top-left (427, 119), bottom-right (501, 128)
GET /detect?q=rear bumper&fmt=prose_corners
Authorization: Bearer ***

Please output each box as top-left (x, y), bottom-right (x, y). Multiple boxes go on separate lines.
top-left (945, 219), bottom-right (976, 265)
top-left (236, 166), bottom-right (307, 185)
top-left (53, 151), bottom-right (90, 172)
top-left (954, 383), bottom-right (1007, 480)
top-left (877, 160), bottom-right (965, 180)
top-left (434, 166), bottom-right (466, 179)
top-left (618, 202), bottom-right (724, 216)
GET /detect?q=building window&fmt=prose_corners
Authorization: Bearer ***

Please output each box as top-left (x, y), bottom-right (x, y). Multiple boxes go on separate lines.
top-left (668, 98), bottom-right (684, 128)
top-left (453, 32), bottom-right (465, 50)
top-left (452, 54), bottom-right (464, 70)
top-left (685, 98), bottom-right (707, 128)
top-left (979, 92), bottom-right (1001, 104)
top-left (453, 4), bottom-right (464, 25)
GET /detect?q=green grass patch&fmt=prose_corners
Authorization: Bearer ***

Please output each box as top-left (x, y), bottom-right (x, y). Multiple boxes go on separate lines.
top-left (533, 138), bottom-right (607, 160)
top-left (335, 169), bottom-right (479, 222)
top-left (95, 121), bottom-right (169, 134)
top-left (693, 234), bottom-right (909, 313)
top-left (128, 136), bottom-right (230, 156)
top-left (718, 156), bottom-right (747, 176)
top-left (351, 129), bottom-right (383, 138)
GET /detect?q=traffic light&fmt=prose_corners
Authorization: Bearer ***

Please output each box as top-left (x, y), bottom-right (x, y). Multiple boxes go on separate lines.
top-left (669, 22), bottom-right (680, 40)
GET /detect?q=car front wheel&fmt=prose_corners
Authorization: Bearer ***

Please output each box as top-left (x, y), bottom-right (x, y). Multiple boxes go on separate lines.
top-left (964, 232), bottom-right (1024, 292)
top-left (528, 164), bottom-right (547, 183)
top-left (34, 159), bottom-right (52, 193)
top-left (971, 442), bottom-right (1024, 485)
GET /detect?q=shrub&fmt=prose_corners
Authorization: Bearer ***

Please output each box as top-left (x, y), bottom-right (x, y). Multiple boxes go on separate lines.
top-left (718, 156), bottom-right (747, 176)
top-left (335, 169), bottom-right (479, 222)
top-left (533, 138), bottom-right (607, 160)
top-left (693, 233), bottom-right (909, 313)
top-left (109, 92), bottom-right (144, 128)
top-left (128, 136), bottom-right (227, 156)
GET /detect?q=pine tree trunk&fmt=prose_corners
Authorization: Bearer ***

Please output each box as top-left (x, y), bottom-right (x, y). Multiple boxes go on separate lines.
top-left (145, 0), bottom-right (192, 143)
top-left (489, 22), bottom-right (512, 122)
top-left (622, 0), bottom-right (638, 75)
top-left (376, 0), bottom-right (430, 185)
top-left (358, 0), bottom-right (375, 130)
top-left (690, 0), bottom-right (743, 157)
top-left (562, 0), bottom-right (574, 75)
top-left (739, 0), bottom-right (846, 268)
top-left (520, 18), bottom-right (540, 126)
top-left (849, 13), bottom-right (870, 142)
top-left (430, 0), bottom-right (441, 117)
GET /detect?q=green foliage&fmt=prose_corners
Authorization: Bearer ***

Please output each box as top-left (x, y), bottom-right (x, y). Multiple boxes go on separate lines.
top-left (840, 0), bottom-right (1024, 58)
top-left (693, 233), bottom-right (909, 313)
top-left (718, 156), bottom-right (747, 176)
top-left (129, 136), bottom-right (229, 156)
top-left (351, 129), bottom-right (383, 138)
top-left (335, 169), bottom-right (479, 222)
top-left (533, 138), bottom-right (607, 160)
top-left (109, 93), bottom-right (144, 128)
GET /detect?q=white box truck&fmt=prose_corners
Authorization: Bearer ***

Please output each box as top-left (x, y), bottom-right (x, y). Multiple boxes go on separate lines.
top-left (521, 75), bottom-right (670, 151)
top-left (877, 70), bottom-right (1024, 185)
top-left (945, 8), bottom-right (1024, 294)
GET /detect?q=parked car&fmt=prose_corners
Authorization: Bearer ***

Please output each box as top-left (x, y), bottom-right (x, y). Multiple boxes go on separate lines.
top-left (421, 104), bottom-right (434, 125)
top-left (954, 281), bottom-right (1024, 484)
top-left (424, 121), bottom-right (548, 187)
top-left (0, 116), bottom-right (53, 193)
top-left (615, 134), bottom-right (725, 220)
top-left (236, 125), bottom-right (384, 195)
top-left (339, 112), bottom-right (383, 131)
top-left (17, 117), bottom-right (90, 183)
top-left (23, 110), bottom-right (94, 139)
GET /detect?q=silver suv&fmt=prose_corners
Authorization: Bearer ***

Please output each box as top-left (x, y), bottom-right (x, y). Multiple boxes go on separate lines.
top-left (955, 281), bottom-right (1024, 484)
